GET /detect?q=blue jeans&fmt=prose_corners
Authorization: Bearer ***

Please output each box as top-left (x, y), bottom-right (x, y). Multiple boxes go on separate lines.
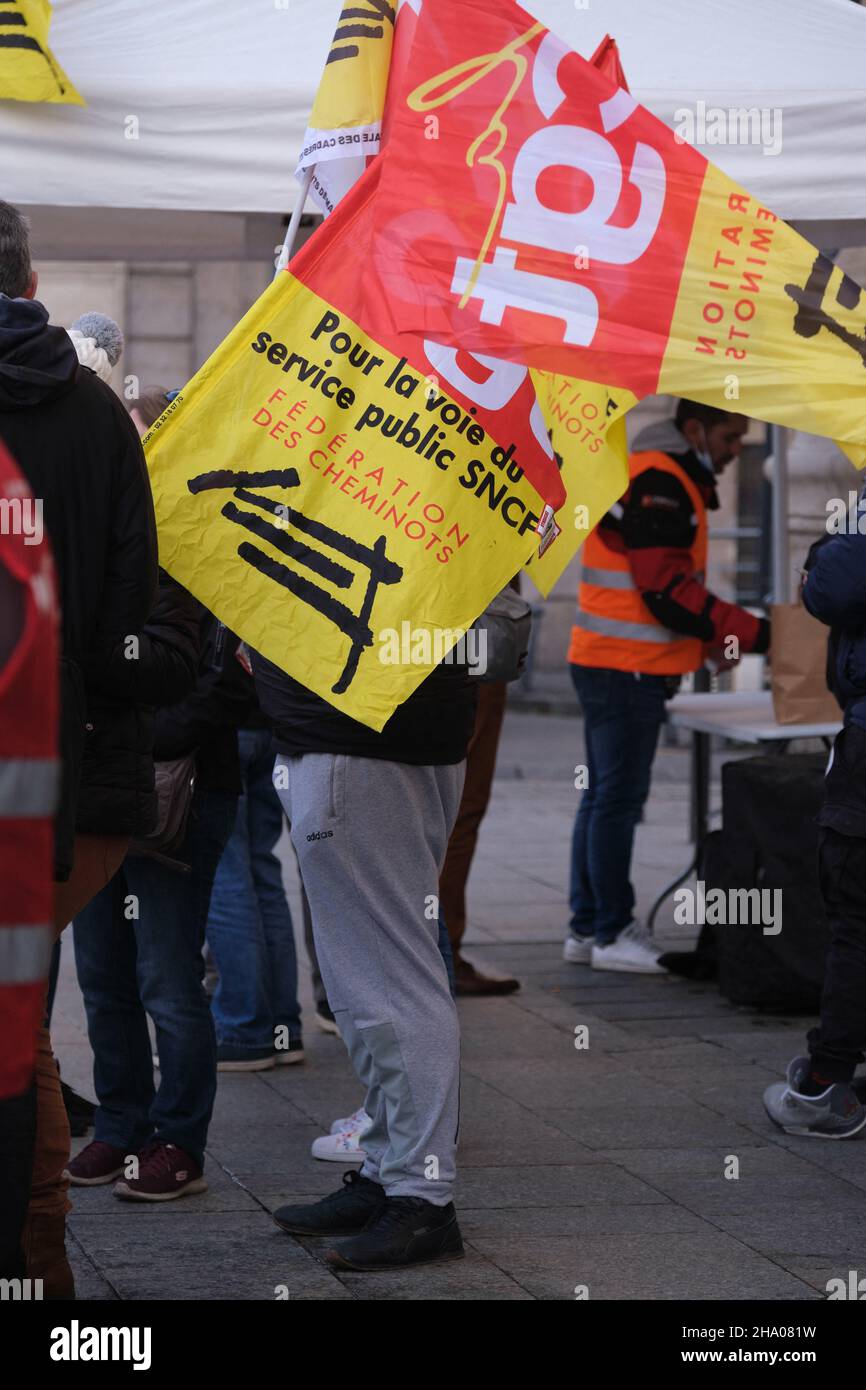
top-left (206, 729), bottom-right (301, 1050)
top-left (72, 788), bottom-right (237, 1168)
top-left (569, 665), bottom-right (668, 945)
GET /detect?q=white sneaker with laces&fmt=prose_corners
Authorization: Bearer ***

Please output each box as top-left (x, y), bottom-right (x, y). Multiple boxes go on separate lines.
top-left (591, 923), bottom-right (667, 975)
top-left (311, 1122), bottom-right (370, 1163)
top-left (563, 933), bottom-right (593, 964)
top-left (329, 1107), bottom-right (370, 1135)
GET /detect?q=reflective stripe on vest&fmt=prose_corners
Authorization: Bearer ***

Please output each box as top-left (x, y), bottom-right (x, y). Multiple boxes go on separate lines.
top-left (0, 924), bottom-right (54, 985)
top-left (580, 564), bottom-right (636, 591)
top-left (570, 447), bottom-right (708, 675)
top-left (0, 758), bottom-right (58, 817)
top-left (572, 610), bottom-right (679, 645)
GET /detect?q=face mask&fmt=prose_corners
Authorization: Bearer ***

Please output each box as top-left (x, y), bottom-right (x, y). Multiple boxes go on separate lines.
top-left (694, 426), bottom-right (714, 474)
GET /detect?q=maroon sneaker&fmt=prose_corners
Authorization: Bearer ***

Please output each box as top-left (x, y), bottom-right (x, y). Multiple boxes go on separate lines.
top-left (113, 1141), bottom-right (207, 1202)
top-left (66, 1140), bottom-right (127, 1186)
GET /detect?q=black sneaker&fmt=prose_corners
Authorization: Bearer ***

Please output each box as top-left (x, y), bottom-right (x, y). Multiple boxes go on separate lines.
top-left (217, 1044), bottom-right (275, 1072)
top-left (324, 1196), bottom-right (464, 1271)
top-left (274, 1037), bottom-right (305, 1066)
top-left (61, 1081), bottom-right (96, 1137)
top-left (272, 1170), bottom-right (386, 1236)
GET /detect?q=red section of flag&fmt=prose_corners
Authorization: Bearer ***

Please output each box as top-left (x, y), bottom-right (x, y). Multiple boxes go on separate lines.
top-left (589, 35), bottom-right (630, 92)
top-left (291, 155), bottom-right (566, 511)
top-left (361, 0), bottom-right (706, 398)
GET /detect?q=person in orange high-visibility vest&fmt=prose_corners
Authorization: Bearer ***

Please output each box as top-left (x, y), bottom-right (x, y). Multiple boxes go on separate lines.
top-left (565, 400), bottom-right (770, 975)
top-left (0, 439), bottom-right (59, 1282)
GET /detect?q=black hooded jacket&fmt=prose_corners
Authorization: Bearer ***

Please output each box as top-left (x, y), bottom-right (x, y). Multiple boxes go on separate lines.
top-left (252, 653), bottom-right (476, 766)
top-left (0, 294), bottom-right (158, 875)
top-left (75, 572), bottom-right (201, 837)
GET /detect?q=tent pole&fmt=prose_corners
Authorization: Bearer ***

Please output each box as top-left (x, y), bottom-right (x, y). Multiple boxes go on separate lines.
top-left (274, 166), bottom-right (314, 276)
top-left (771, 424), bottom-right (792, 604)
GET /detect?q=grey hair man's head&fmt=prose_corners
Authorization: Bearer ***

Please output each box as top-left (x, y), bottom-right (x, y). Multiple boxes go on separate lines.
top-left (0, 200), bottom-right (34, 300)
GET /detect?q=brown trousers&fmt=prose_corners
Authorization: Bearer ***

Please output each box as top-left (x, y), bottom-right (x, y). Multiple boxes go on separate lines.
top-left (21, 832), bottom-right (129, 1299)
top-left (439, 681), bottom-right (507, 955)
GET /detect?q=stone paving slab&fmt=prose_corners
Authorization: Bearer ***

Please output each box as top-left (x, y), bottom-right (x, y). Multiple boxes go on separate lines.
top-left (459, 1203), bottom-right (708, 1239)
top-left (697, 1201), bottom-right (866, 1262)
top-left (538, 1104), bottom-right (764, 1152)
top-left (328, 1249), bottom-right (535, 1302)
top-left (68, 1212), bottom-right (353, 1301)
top-left (461, 1231), bottom-right (816, 1302)
top-left (599, 1146), bottom-right (862, 1209)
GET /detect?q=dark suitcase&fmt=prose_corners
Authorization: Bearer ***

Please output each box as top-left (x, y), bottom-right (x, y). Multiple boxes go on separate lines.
top-left (707, 753), bottom-right (830, 1012)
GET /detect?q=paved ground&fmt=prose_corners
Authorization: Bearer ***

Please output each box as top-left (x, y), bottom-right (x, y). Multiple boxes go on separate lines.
top-left (52, 702), bottom-right (866, 1301)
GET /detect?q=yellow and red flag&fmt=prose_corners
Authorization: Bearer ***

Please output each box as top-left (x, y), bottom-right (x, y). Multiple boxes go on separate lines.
top-left (366, 0), bottom-right (866, 467)
top-left (144, 155), bottom-right (564, 732)
top-left (0, 0), bottom-right (83, 105)
top-left (302, 2), bottom-right (631, 596)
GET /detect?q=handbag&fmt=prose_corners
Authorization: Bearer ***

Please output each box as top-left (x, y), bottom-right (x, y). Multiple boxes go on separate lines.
top-left (472, 586), bottom-right (533, 683)
top-left (128, 753), bottom-right (197, 863)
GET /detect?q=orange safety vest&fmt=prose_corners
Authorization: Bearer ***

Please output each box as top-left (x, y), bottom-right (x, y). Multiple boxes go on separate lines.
top-left (569, 450), bottom-right (708, 676)
top-left (0, 442), bottom-right (59, 1101)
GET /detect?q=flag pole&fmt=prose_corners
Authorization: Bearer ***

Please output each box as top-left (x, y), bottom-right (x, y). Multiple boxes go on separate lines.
top-left (275, 166), bottom-right (315, 277)
top-left (771, 424), bottom-right (792, 604)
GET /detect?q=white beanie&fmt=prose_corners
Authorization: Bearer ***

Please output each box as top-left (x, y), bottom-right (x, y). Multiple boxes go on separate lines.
top-left (68, 328), bottom-right (113, 383)
top-left (67, 313), bottom-right (124, 384)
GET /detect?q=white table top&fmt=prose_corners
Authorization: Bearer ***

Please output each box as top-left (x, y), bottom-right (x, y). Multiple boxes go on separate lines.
top-left (666, 690), bottom-right (841, 744)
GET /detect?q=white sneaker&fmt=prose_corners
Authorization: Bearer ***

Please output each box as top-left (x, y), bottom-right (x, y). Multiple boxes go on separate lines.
top-left (563, 933), bottom-right (593, 964)
top-left (329, 1107), bottom-right (370, 1135)
top-left (311, 1123), bottom-right (369, 1163)
top-left (591, 923), bottom-right (667, 975)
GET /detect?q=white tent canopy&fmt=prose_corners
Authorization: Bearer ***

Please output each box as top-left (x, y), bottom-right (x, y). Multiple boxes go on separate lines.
top-left (1, 0), bottom-right (865, 231)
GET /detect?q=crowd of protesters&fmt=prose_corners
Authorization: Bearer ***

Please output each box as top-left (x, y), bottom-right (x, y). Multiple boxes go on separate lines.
top-left (2, 196), bottom-right (866, 1298)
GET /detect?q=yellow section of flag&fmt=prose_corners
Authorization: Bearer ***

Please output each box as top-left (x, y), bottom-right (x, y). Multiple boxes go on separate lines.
top-left (144, 269), bottom-right (540, 731)
top-left (0, 0), bottom-right (83, 104)
top-left (296, 1), bottom-right (396, 214)
top-left (660, 163), bottom-right (866, 467)
top-left (526, 372), bottom-right (633, 597)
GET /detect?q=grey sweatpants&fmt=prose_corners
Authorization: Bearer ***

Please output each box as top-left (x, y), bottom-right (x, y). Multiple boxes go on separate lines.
top-left (275, 753), bottom-right (465, 1204)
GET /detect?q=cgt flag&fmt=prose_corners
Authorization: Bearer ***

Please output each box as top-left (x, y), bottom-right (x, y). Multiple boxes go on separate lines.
top-left (295, 0), bottom-right (396, 216)
top-left (0, 0), bottom-right (83, 104)
top-left (300, 1), bottom-right (631, 594)
top-left (144, 158), bottom-right (564, 733)
top-left (526, 35), bottom-right (635, 598)
top-left (366, 0), bottom-right (866, 468)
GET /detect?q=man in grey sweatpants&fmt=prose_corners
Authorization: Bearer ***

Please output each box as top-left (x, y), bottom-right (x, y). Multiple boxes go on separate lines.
top-left (253, 651), bottom-right (475, 1270)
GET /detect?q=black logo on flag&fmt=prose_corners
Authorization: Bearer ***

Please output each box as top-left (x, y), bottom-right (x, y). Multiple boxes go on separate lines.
top-left (785, 253), bottom-right (866, 369)
top-left (188, 467), bottom-right (403, 693)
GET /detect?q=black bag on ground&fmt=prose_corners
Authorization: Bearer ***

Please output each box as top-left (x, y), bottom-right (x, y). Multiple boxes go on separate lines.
top-left (708, 753), bottom-right (830, 1012)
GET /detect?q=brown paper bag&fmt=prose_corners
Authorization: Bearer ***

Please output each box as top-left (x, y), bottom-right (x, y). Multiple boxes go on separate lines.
top-left (770, 602), bottom-right (841, 726)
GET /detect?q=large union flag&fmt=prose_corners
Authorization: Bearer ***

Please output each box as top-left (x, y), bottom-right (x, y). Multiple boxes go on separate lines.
top-left (364, 0), bottom-right (866, 468)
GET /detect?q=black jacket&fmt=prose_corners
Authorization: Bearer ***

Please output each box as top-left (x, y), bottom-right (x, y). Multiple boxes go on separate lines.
top-left (597, 419), bottom-right (769, 655)
top-left (0, 294), bottom-right (158, 876)
top-left (75, 572), bottom-right (201, 836)
top-left (252, 654), bottom-right (476, 766)
top-left (155, 615), bottom-right (251, 796)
